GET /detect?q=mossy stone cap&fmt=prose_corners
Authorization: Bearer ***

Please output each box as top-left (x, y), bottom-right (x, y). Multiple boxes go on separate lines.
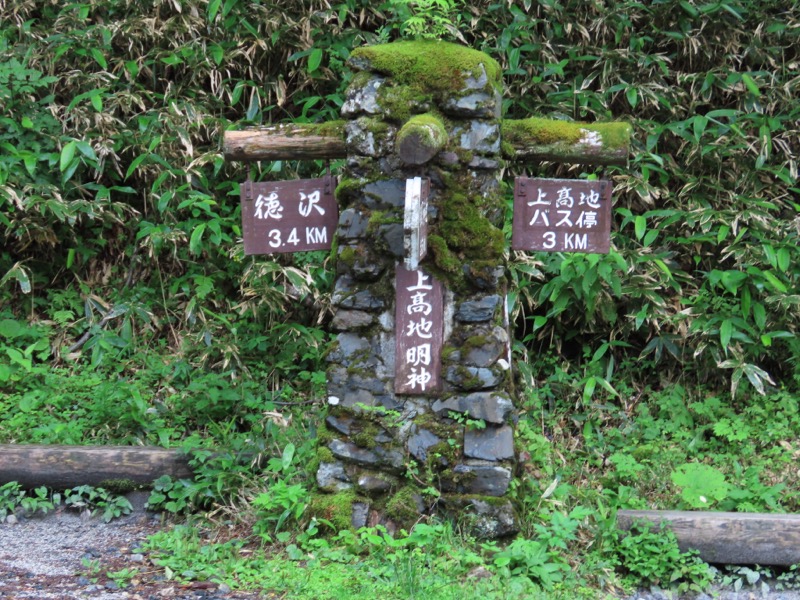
top-left (348, 40), bottom-right (502, 94)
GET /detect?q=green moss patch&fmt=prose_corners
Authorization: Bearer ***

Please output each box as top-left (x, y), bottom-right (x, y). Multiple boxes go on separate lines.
top-left (350, 40), bottom-right (501, 95)
top-left (502, 117), bottom-right (632, 151)
top-left (308, 490), bottom-right (359, 532)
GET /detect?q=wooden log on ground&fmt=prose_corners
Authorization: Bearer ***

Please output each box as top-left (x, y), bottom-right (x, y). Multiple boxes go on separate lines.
top-left (617, 509), bottom-right (800, 566)
top-left (223, 117), bottom-right (631, 167)
top-left (0, 445), bottom-right (193, 489)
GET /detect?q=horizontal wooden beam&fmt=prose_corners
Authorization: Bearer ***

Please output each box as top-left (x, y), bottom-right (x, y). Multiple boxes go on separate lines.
top-left (223, 118), bottom-right (631, 167)
top-left (617, 509), bottom-right (800, 566)
top-left (0, 445), bottom-right (193, 489)
top-left (224, 122), bottom-right (347, 162)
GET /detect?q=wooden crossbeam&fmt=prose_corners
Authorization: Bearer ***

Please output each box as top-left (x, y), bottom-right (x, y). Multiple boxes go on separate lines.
top-left (617, 509), bottom-right (800, 566)
top-left (223, 118), bottom-right (631, 167)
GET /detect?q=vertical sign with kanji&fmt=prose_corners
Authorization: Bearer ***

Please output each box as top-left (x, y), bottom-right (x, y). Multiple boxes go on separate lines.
top-left (241, 175), bottom-right (338, 255)
top-left (512, 177), bottom-right (612, 253)
top-left (395, 265), bottom-right (444, 395)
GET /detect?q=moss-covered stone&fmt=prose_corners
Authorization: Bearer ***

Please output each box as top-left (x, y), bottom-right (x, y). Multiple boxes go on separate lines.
top-left (352, 423), bottom-right (380, 449)
top-left (307, 490), bottom-right (359, 532)
top-left (376, 83), bottom-right (433, 122)
top-left (385, 485), bottom-right (425, 525)
top-left (350, 40), bottom-right (501, 95)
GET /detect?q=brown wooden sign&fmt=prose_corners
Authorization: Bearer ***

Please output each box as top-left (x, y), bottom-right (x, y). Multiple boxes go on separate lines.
top-left (512, 177), bottom-right (612, 253)
top-left (241, 175), bottom-right (338, 255)
top-left (395, 265), bottom-right (444, 395)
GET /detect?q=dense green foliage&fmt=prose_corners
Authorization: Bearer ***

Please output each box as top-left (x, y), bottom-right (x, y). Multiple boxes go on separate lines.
top-left (1, 0), bottom-right (799, 596)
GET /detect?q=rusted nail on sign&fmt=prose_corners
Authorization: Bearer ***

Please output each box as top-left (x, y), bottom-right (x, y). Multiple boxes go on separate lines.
top-left (241, 175), bottom-right (338, 255)
top-left (403, 177), bottom-right (430, 270)
top-left (395, 265), bottom-right (444, 395)
top-left (512, 177), bottom-right (612, 254)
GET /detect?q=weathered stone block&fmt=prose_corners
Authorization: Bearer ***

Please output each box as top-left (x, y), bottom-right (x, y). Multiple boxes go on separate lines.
top-left (445, 365), bottom-right (503, 390)
top-left (342, 76), bottom-right (385, 117)
top-left (331, 309), bottom-right (374, 331)
top-left (443, 496), bottom-right (518, 538)
top-left (361, 179), bottom-right (406, 209)
top-left (464, 425), bottom-right (514, 461)
top-left (326, 414), bottom-right (355, 436)
top-left (345, 118), bottom-right (396, 157)
top-left (454, 121), bottom-right (500, 155)
top-left (407, 427), bottom-right (441, 462)
top-left (463, 264), bottom-right (505, 291)
top-left (378, 223), bottom-right (405, 257)
top-left (431, 392), bottom-right (513, 424)
top-left (464, 326), bottom-right (508, 368)
top-left (351, 501), bottom-right (370, 528)
top-left (338, 208), bottom-right (369, 239)
top-left (329, 439), bottom-right (404, 470)
top-left (333, 276), bottom-right (386, 311)
top-left (355, 471), bottom-right (396, 495)
top-left (455, 295), bottom-right (501, 322)
top-left (316, 461), bottom-right (352, 492)
top-left (446, 464), bottom-right (512, 496)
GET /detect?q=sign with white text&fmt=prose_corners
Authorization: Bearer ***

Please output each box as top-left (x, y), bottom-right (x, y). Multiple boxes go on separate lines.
top-left (241, 176), bottom-right (338, 255)
top-left (512, 177), bottom-right (612, 253)
top-left (395, 265), bottom-right (444, 395)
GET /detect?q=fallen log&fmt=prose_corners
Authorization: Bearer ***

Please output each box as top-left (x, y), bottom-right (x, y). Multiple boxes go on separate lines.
top-left (223, 117), bottom-right (631, 167)
top-left (0, 445), bottom-right (193, 489)
top-left (617, 509), bottom-right (800, 566)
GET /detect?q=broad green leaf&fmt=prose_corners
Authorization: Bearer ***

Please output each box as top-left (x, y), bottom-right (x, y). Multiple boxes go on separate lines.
top-left (209, 44), bottom-right (224, 65)
top-left (0, 318), bottom-right (23, 339)
top-left (308, 48), bottom-right (323, 73)
top-left (90, 48), bottom-right (107, 70)
top-left (21, 116), bottom-right (33, 129)
top-left (60, 141), bottom-right (76, 172)
top-left (634, 215), bottom-right (646, 240)
top-left (281, 443), bottom-right (296, 471)
top-left (670, 464), bottom-right (728, 508)
top-left (208, 0), bottom-right (222, 20)
top-left (741, 73), bottom-right (761, 97)
top-left (189, 223), bottom-right (207, 255)
top-left (720, 319), bottom-right (733, 349)
top-left (626, 87), bottom-right (638, 109)
top-left (762, 270), bottom-right (787, 293)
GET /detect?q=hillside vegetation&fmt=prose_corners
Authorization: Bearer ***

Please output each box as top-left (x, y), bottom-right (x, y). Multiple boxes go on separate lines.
top-left (1, 0), bottom-right (799, 597)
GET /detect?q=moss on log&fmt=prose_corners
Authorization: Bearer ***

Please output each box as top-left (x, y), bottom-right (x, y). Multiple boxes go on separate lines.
top-left (502, 117), bottom-right (631, 166)
top-left (396, 113), bottom-right (448, 165)
top-left (223, 118), bottom-right (631, 166)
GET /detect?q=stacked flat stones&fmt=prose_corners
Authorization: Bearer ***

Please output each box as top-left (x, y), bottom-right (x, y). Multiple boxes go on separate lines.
top-left (317, 41), bottom-right (517, 538)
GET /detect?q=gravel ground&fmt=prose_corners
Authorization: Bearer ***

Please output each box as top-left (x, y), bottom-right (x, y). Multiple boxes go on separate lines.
top-left (3, 496), bottom-right (800, 600)
top-left (621, 587), bottom-right (800, 600)
top-left (0, 494), bottom-right (263, 600)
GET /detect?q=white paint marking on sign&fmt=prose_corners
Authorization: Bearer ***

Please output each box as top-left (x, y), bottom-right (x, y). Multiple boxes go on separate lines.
top-left (403, 177), bottom-right (427, 270)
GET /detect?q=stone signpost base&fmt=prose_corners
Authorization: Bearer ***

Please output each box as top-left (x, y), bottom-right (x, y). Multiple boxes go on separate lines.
top-left (311, 41), bottom-right (518, 537)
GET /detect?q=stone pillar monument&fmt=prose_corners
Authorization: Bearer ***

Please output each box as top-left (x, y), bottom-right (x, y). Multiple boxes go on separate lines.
top-left (314, 41), bottom-right (517, 537)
